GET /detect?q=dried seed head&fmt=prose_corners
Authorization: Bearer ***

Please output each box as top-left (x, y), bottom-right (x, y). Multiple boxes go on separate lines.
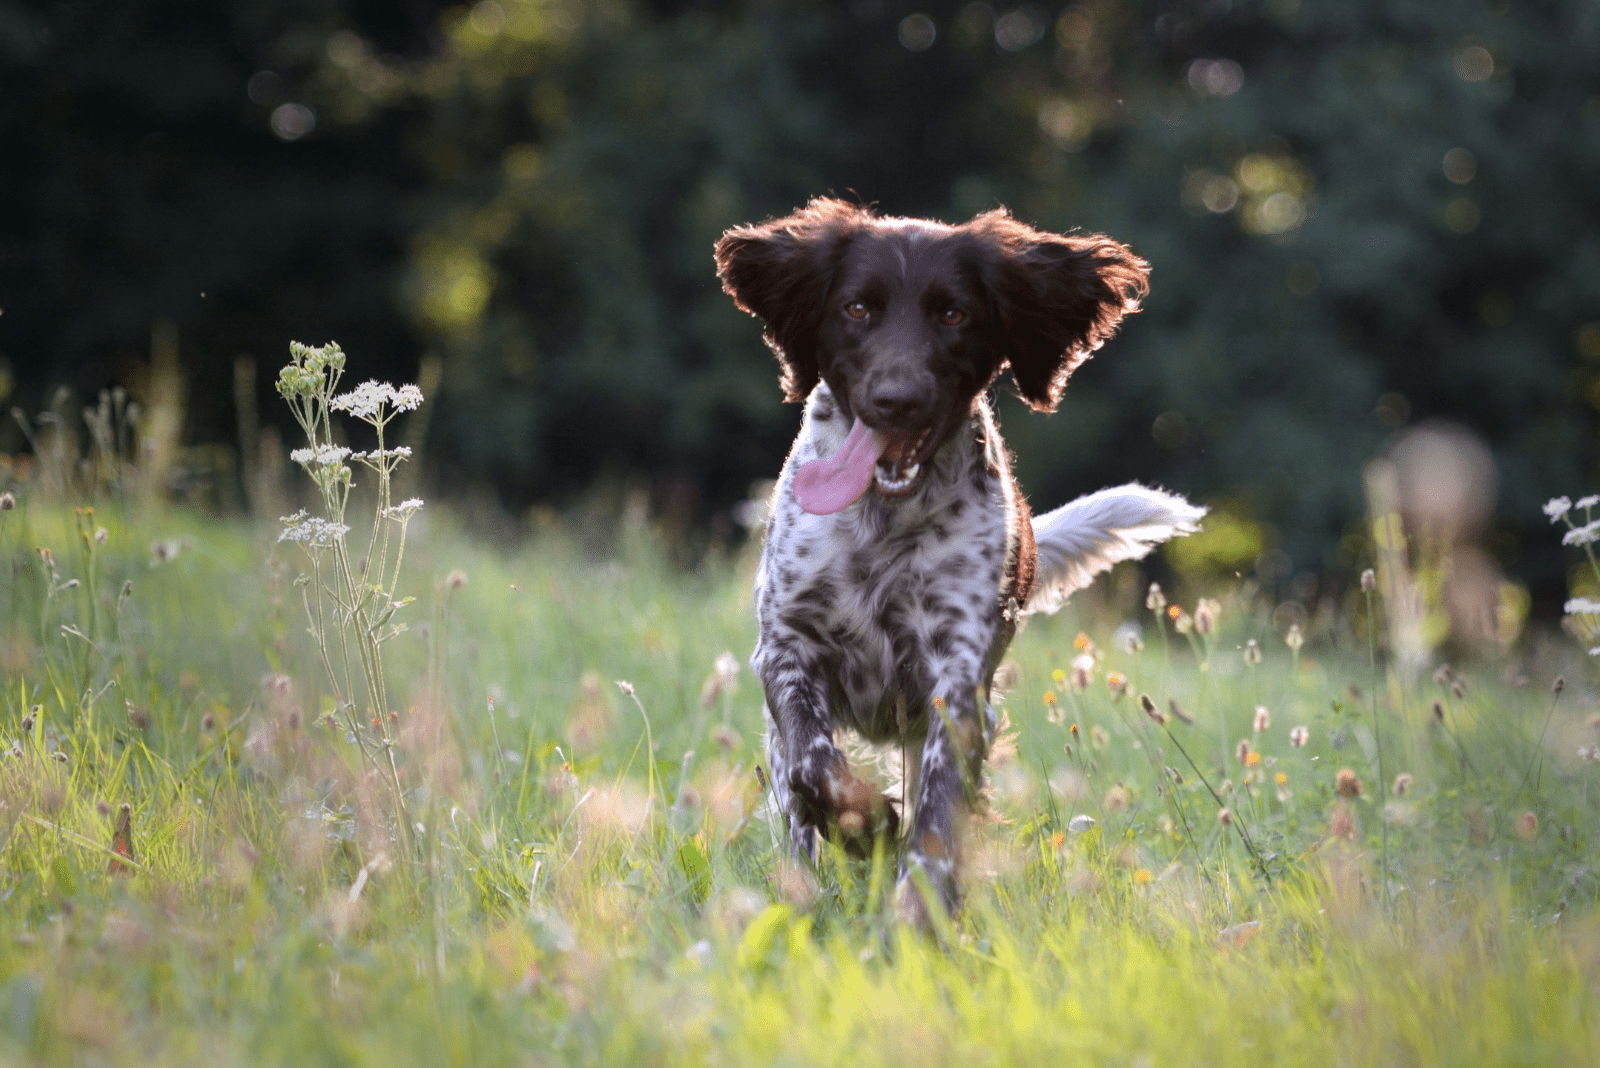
top-left (1194, 598), bottom-right (1219, 636)
top-left (1243, 639), bottom-right (1262, 666)
top-left (95, 526), bottom-right (108, 545)
top-left (1553, 676), bottom-right (1566, 694)
top-left (1392, 772), bottom-right (1413, 796)
top-left (1432, 700), bottom-right (1445, 721)
top-left (1168, 698), bottom-right (1194, 725)
top-left (447, 569), bottom-right (468, 589)
top-left (121, 579), bottom-right (133, 598)
top-left (1285, 623), bottom-right (1304, 651)
top-left (201, 712), bottom-right (216, 731)
top-left (1360, 568), bottom-right (1376, 592)
top-left (1090, 725), bottom-right (1109, 749)
top-left (1433, 665), bottom-right (1453, 687)
top-left (1252, 706), bottom-right (1270, 733)
top-left (1516, 811), bottom-right (1540, 842)
top-left (1450, 679), bottom-right (1466, 699)
top-left (1217, 807), bottom-right (1233, 825)
top-left (0, 492), bottom-right (13, 510)
top-left (1335, 768), bottom-right (1362, 798)
top-left (1146, 583), bottom-right (1166, 612)
top-left (1235, 739), bottom-right (1252, 765)
top-left (22, 707), bottom-right (38, 734)
top-left (97, 800), bottom-right (112, 817)
top-left (1103, 784), bottom-right (1131, 812)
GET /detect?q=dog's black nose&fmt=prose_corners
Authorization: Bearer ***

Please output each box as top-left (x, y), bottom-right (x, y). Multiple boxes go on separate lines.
top-left (864, 379), bottom-right (932, 427)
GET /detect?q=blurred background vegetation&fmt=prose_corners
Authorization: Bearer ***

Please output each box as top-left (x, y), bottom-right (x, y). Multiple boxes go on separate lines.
top-left (3, 0), bottom-right (1598, 600)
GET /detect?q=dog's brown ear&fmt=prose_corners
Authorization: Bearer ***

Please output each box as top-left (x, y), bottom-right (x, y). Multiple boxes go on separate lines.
top-left (968, 209), bottom-right (1150, 413)
top-left (715, 198), bottom-right (869, 403)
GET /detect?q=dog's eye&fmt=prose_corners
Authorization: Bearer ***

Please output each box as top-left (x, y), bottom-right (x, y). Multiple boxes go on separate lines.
top-left (941, 308), bottom-right (967, 326)
top-left (845, 302), bottom-right (868, 320)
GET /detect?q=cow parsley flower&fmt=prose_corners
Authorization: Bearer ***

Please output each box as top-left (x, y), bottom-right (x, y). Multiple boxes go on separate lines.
top-left (385, 498), bottom-right (424, 520)
top-left (278, 511), bottom-right (350, 547)
top-left (1580, 496), bottom-right (1600, 510)
top-left (331, 380), bottom-right (396, 419)
top-left (392, 384), bottom-right (424, 411)
top-left (1563, 520), bottom-right (1600, 546)
top-left (1546, 496), bottom-right (1573, 522)
top-left (289, 445), bottom-right (352, 467)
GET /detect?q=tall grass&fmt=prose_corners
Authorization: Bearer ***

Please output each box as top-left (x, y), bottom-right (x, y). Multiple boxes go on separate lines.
top-left (2, 457), bottom-right (1599, 1063)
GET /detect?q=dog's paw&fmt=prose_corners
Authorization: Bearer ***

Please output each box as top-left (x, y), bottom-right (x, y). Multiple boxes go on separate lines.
top-left (789, 750), bottom-right (898, 855)
top-left (894, 837), bottom-right (959, 931)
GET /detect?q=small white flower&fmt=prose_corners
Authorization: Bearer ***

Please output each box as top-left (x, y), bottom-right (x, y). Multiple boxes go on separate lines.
top-left (385, 498), bottom-right (425, 520)
top-left (352, 446), bottom-right (413, 462)
top-left (1546, 496), bottom-right (1573, 522)
top-left (289, 445), bottom-right (351, 467)
top-left (1579, 495), bottom-right (1600, 510)
top-left (392, 384), bottom-right (424, 411)
top-left (1590, 645), bottom-right (1600, 657)
top-left (1563, 520), bottom-right (1600, 546)
top-left (278, 513), bottom-right (350, 547)
top-left (331, 380), bottom-right (396, 419)
top-left (1565, 598), bottom-right (1600, 615)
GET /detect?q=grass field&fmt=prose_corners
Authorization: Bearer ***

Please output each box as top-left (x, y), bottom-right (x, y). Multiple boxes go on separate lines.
top-left (3, 484), bottom-right (1600, 1066)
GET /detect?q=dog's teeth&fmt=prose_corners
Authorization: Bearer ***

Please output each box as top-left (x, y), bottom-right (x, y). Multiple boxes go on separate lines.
top-left (903, 463), bottom-right (919, 480)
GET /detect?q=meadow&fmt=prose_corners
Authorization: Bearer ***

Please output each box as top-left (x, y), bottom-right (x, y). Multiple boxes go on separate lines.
top-left (3, 365), bottom-right (1600, 1065)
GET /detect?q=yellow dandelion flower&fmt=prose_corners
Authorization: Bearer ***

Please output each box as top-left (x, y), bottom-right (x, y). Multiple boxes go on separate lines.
top-left (1133, 868), bottom-right (1153, 884)
top-left (1042, 690), bottom-right (1057, 705)
top-left (1050, 831), bottom-right (1066, 850)
top-left (1051, 668), bottom-right (1067, 684)
top-left (1074, 632), bottom-right (1090, 650)
top-left (1275, 771), bottom-right (1287, 785)
top-left (1246, 751), bottom-right (1261, 767)
top-left (1167, 604), bottom-right (1182, 620)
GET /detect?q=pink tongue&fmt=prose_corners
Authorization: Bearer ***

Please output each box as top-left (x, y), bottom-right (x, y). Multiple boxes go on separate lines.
top-left (793, 417), bottom-right (886, 515)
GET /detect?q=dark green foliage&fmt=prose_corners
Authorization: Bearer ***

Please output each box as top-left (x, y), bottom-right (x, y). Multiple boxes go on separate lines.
top-left (4, 0), bottom-right (1598, 576)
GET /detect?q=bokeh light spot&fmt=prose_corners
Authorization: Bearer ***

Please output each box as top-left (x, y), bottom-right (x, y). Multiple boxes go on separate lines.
top-left (1453, 44), bottom-right (1493, 82)
top-left (1443, 197), bottom-right (1480, 233)
top-left (898, 14), bottom-right (936, 51)
top-left (1442, 147), bottom-right (1476, 183)
top-left (270, 103), bottom-right (316, 141)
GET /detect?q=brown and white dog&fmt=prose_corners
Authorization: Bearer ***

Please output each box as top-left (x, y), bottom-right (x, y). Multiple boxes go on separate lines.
top-left (715, 198), bottom-right (1203, 925)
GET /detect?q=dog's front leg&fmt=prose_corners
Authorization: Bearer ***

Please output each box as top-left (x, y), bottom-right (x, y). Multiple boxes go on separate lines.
top-left (759, 656), bottom-right (898, 859)
top-left (897, 674), bottom-right (994, 929)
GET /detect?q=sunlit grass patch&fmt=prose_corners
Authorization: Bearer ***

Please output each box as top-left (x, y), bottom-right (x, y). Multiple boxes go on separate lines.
top-left (3, 471), bottom-right (1600, 1064)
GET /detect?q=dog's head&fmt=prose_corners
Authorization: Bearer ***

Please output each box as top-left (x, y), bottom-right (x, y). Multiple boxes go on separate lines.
top-left (715, 198), bottom-right (1149, 498)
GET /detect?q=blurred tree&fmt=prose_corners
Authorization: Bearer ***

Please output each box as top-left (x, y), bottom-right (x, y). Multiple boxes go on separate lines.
top-left (4, 0), bottom-right (1598, 586)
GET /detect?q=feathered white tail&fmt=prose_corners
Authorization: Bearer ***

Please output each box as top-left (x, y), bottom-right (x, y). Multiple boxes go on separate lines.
top-left (1025, 484), bottom-right (1207, 615)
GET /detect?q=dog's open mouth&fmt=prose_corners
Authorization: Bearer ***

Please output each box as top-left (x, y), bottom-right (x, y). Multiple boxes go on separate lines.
top-left (872, 427), bottom-right (933, 497)
top-left (792, 417), bottom-right (941, 515)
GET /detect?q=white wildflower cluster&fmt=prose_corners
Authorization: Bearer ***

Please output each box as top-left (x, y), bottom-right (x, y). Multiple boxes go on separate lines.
top-left (331, 380), bottom-right (425, 420)
top-left (384, 498), bottom-right (424, 520)
top-left (1545, 496), bottom-right (1572, 522)
top-left (278, 510), bottom-right (350, 548)
top-left (353, 446), bottom-right (413, 461)
top-left (289, 445), bottom-right (352, 467)
top-left (1565, 521), bottom-right (1600, 546)
top-left (1565, 598), bottom-right (1600, 616)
